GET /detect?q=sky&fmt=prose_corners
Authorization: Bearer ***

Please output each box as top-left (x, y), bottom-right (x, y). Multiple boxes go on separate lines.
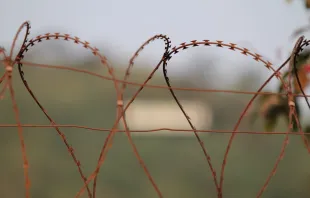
top-left (1, 0), bottom-right (309, 79)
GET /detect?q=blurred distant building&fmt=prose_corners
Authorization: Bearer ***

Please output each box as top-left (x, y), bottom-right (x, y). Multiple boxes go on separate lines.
top-left (120, 98), bottom-right (213, 136)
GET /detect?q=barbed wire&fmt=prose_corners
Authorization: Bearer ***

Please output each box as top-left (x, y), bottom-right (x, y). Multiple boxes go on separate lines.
top-left (1, 21), bottom-right (309, 198)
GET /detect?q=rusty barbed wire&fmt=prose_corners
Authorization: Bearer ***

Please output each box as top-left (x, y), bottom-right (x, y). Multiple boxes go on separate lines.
top-left (15, 61), bottom-right (310, 98)
top-left (0, 21), bottom-right (308, 198)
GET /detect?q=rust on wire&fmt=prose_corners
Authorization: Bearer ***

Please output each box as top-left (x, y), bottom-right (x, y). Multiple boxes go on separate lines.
top-left (0, 21), bottom-right (309, 198)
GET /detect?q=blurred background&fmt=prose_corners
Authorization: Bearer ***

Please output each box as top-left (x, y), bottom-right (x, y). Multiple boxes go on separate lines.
top-left (2, 0), bottom-right (310, 197)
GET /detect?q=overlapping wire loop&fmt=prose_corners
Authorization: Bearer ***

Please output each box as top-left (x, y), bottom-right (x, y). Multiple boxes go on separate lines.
top-left (0, 21), bottom-right (309, 198)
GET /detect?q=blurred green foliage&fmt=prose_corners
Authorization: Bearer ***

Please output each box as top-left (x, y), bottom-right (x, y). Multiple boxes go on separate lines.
top-left (1, 57), bottom-right (310, 198)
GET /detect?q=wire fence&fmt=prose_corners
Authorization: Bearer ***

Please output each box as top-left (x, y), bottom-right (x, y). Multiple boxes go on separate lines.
top-left (1, 21), bottom-right (309, 198)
